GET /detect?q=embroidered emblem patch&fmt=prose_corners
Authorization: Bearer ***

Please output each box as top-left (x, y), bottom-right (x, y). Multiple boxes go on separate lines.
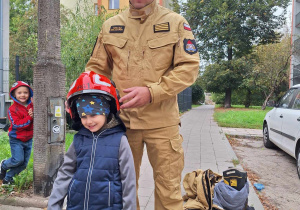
top-left (153, 22), bottom-right (170, 33)
top-left (183, 39), bottom-right (197, 55)
top-left (110, 25), bottom-right (125, 33)
top-left (183, 23), bottom-right (191, 31)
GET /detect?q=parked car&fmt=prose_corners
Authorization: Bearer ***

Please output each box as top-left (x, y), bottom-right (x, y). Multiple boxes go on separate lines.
top-left (263, 84), bottom-right (300, 179)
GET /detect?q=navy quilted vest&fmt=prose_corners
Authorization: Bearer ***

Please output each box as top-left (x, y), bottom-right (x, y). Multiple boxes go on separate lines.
top-left (67, 126), bottom-right (124, 210)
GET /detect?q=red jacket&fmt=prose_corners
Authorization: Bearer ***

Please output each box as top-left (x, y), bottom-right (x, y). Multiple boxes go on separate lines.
top-left (8, 81), bottom-right (33, 142)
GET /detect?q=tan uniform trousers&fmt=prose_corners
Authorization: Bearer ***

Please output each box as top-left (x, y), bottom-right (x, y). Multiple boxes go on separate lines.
top-left (126, 125), bottom-right (184, 210)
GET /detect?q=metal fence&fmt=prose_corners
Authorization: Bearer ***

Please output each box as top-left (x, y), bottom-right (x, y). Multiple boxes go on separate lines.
top-left (177, 87), bottom-right (192, 112)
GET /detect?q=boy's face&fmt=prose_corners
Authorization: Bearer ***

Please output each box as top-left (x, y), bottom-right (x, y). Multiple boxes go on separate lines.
top-left (81, 114), bottom-right (106, 132)
top-left (14, 86), bottom-right (30, 105)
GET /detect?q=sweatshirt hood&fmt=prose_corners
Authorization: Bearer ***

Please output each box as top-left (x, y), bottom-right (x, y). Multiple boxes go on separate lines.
top-left (10, 81), bottom-right (33, 105)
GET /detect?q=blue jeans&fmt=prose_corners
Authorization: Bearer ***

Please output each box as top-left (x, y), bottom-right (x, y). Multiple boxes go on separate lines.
top-left (2, 137), bottom-right (33, 181)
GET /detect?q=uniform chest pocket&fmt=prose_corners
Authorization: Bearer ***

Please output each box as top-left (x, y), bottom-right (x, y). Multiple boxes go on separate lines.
top-left (103, 36), bottom-right (128, 73)
top-left (148, 34), bottom-right (178, 70)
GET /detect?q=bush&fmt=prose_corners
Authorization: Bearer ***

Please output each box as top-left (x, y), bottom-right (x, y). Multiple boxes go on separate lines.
top-left (192, 83), bottom-right (204, 104)
top-left (211, 90), bottom-right (265, 107)
top-left (211, 93), bottom-right (225, 105)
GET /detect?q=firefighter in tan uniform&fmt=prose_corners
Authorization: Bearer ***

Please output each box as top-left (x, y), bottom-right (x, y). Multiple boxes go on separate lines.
top-left (85, 0), bottom-right (200, 208)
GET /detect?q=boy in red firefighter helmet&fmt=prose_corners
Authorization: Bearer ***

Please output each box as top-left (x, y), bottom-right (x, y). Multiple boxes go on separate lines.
top-left (48, 71), bottom-right (136, 210)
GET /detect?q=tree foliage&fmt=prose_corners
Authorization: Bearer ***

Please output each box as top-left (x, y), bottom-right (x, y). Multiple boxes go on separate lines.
top-left (251, 35), bottom-right (291, 109)
top-left (9, 0), bottom-right (116, 90)
top-left (201, 58), bottom-right (251, 106)
top-left (61, 1), bottom-right (120, 89)
top-left (183, 0), bottom-right (290, 62)
top-left (183, 0), bottom-right (290, 108)
top-left (9, 0), bottom-right (37, 85)
top-left (170, 0), bottom-right (180, 14)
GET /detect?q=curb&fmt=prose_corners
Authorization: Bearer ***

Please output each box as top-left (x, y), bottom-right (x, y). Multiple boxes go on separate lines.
top-left (0, 195), bottom-right (48, 209)
top-left (220, 132), bottom-right (265, 210)
top-left (226, 134), bottom-right (263, 140)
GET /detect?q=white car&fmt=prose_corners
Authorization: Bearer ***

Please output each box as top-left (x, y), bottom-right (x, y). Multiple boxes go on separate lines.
top-left (263, 84), bottom-right (300, 178)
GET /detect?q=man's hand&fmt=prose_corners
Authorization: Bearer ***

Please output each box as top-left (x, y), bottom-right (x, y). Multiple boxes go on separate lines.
top-left (119, 87), bottom-right (151, 109)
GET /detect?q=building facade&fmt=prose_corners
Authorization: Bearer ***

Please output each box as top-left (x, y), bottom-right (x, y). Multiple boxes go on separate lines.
top-left (291, 0), bottom-right (300, 87)
top-left (61, 0), bottom-right (173, 15)
top-left (0, 0), bottom-right (10, 118)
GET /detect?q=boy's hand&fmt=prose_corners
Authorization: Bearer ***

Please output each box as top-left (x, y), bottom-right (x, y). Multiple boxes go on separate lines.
top-left (28, 108), bottom-right (33, 118)
top-left (65, 101), bottom-right (70, 113)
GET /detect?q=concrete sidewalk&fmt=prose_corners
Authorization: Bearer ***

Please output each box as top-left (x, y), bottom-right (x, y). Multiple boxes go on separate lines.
top-left (137, 105), bottom-right (264, 210)
top-left (0, 105), bottom-right (264, 210)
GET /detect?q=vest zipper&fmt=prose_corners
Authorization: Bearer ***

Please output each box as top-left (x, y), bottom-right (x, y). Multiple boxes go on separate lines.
top-left (84, 131), bottom-right (105, 210)
top-left (108, 181), bottom-right (111, 207)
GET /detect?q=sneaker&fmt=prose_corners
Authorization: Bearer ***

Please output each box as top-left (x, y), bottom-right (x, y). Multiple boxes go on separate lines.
top-left (0, 160), bottom-right (6, 180)
top-left (2, 178), bottom-right (14, 186)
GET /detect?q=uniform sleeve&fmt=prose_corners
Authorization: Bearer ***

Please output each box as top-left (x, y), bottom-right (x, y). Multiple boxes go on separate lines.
top-left (85, 26), bottom-right (113, 78)
top-left (8, 108), bottom-right (33, 131)
top-left (47, 143), bottom-right (77, 210)
top-left (147, 17), bottom-right (200, 104)
top-left (119, 135), bottom-right (137, 210)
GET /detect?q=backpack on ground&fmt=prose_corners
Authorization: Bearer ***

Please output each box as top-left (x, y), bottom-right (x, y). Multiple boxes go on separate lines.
top-left (183, 169), bottom-right (222, 210)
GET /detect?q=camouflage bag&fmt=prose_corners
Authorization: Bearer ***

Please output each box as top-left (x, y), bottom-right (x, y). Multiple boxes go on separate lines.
top-left (183, 169), bottom-right (222, 210)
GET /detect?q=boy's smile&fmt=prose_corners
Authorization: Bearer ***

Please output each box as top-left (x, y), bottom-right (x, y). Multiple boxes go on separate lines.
top-left (81, 114), bottom-right (106, 132)
top-left (14, 86), bottom-right (30, 106)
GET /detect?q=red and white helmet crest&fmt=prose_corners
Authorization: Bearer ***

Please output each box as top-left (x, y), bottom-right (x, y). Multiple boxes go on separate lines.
top-left (67, 71), bottom-right (120, 119)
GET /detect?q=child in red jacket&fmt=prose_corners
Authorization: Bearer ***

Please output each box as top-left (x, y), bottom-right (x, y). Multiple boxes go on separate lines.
top-left (0, 81), bottom-right (33, 185)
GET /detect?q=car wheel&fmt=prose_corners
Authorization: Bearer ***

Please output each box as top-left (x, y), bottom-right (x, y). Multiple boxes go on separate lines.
top-left (297, 147), bottom-right (300, 179)
top-left (263, 123), bottom-right (275, 148)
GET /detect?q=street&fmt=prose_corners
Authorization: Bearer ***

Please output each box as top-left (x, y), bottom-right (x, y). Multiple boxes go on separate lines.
top-left (228, 136), bottom-right (300, 209)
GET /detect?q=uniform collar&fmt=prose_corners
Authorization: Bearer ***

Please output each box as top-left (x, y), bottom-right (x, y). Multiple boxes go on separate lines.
top-left (129, 0), bottom-right (157, 23)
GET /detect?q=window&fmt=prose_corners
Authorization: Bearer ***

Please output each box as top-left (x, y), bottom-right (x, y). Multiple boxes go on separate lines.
top-left (109, 0), bottom-right (119, 9)
top-left (278, 89), bottom-right (297, 108)
top-left (94, 3), bottom-right (99, 15)
top-left (292, 91), bottom-right (300, 110)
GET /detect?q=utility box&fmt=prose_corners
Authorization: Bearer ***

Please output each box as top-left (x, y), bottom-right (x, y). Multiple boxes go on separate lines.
top-left (48, 97), bottom-right (65, 144)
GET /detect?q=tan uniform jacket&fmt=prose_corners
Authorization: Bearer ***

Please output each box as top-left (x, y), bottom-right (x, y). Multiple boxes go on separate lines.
top-left (86, 1), bottom-right (200, 129)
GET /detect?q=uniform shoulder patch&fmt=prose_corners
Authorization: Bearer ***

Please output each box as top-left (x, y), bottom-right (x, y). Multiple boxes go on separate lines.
top-left (183, 23), bottom-right (191, 31)
top-left (183, 39), bottom-right (198, 55)
top-left (110, 25), bottom-right (125, 33)
top-left (153, 22), bottom-right (170, 33)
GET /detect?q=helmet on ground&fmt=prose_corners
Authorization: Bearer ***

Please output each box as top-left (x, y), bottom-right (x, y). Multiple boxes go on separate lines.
top-left (67, 71), bottom-right (120, 121)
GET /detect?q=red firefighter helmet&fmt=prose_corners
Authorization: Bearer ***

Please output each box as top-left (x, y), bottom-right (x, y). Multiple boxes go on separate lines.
top-left (67, 71), bottom-right (120, 120)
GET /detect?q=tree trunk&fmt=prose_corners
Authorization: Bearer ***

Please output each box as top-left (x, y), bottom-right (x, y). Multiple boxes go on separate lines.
top-left (262, 90), bottom-right (274, 110)
top-left (227, 46), bottom-right (233, 61)
top-left (244, 89), bottom-right (251, 108)
top-left (33, 0), bottom-right (65, 197)
top-left (224, 46), bottom-right (233, 108)
top-left (224, 88), bottom-right (231, 108)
